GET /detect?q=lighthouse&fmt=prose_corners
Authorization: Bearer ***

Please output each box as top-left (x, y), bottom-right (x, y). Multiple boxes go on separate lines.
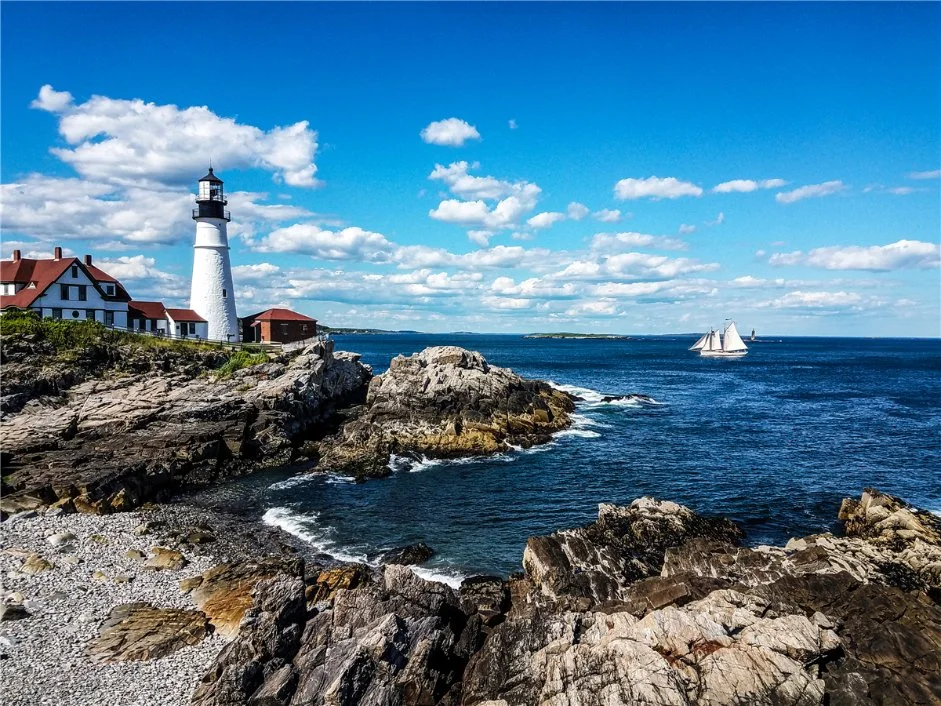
top-left (190, 168), bottom-right (238, 341)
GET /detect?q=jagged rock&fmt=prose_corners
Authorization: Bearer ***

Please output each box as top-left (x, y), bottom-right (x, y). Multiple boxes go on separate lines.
top-left (1, 339), bottom-right (371, 512)
top-left (304, 565), bottom-right (370, 606)
top-left (87, 602), bottom-right (210, 662)
top-left (523, 498), bottom-right (743, 604)
top-left (191, 557), bottom-right (303, 637)
top-left (380, 542), bottom-right (435, 566)
top-left (316, 347), bottom-right (574, 479)
top-left (20, 553), bottom-right (53, 575)
top-left (144, 547), bottom-right (187, 571)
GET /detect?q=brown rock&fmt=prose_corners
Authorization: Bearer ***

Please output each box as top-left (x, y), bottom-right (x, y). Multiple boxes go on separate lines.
top-left (144, 547), bottom-right (187, 571)
top-left (179, 576), bottom-right (204, 594)
top-left (305, 565), bottom-right (369, 606)
top-left (87, 602), bottom-right (210, 662)
top-left (124, 549), bottom-right (147, 561)
top-left (20, 553), bottom-right (53, 575)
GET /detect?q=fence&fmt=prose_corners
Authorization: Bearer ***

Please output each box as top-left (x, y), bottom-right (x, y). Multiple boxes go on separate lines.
top-left (107, 324), bottom-right (328, 353)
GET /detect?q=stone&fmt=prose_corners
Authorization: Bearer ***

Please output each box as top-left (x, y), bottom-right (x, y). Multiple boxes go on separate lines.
top-left (0, 601), bottom-right (30, 621)
top-left (87, 602), bottom-right (211, 662)
top-left (316, 346), bottom-right (575, 480)
top-left (46, 531), bottom-right (77, 549)
top-left (304, 565), bottom-right (369, 606)
top-left (379, 542), bottom-right (434, 565)
top-left (20, 554), bottom-right (53, 575)
top-left (179, 576), bottom-right (204, 594)
top-left (124, 549), bottom-right (147, 561)
top-left (144, 547), bottom-right (187, 571)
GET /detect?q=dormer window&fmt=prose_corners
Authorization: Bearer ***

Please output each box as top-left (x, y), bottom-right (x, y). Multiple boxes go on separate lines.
top-left (105, 284), bottom-right (115, 296)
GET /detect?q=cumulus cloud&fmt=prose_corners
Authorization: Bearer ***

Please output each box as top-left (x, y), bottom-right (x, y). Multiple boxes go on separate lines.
top-left (30, 84), bottom-right (73, 112)
top-left (256, 224), bottom-right (396, 262)
top-left (553, 252), bottom-right (718, 281)
top-left (761, 290), bottom-right (864, 310)
top-left (768, 239), bottom-right (939, 271)
top-left (592, 209), bottom-right (622, 223)
top-left (565, 300), bottom-right (619, 317)
top-left (566, 202), bottom-right (589, 220)
top-left (678, 224), bottom-right (696, 234)
top-left (614, 176), bottom-right (703, 200)
top-left (712, 178), bottom-right (787, 193)
top-left (428, 162), bottom-right (541, 230)
top-left (775, 180), bottom-right (846, 204)
top-left (591, 231), bottom-right (687, 252)
top-left (31, 86), bottom-right (321, 188)
top-left (420, 118), bottom-right (481, 147)
top-left (527, 212), bottom-right (566, 229)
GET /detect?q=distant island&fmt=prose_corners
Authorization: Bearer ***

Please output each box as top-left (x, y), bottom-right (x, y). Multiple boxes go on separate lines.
top-left (523, 332), bottom-right (632, 340)
top-left (320, 325), bottom-right (421, 335)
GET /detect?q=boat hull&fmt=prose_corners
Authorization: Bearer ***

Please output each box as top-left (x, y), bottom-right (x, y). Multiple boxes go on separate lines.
top-left (700, 350), bottom-right (747, 358)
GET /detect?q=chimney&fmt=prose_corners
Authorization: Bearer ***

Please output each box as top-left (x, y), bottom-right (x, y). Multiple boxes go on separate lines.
top-left (84, 254), bottom-right (93, 266)
top-left (54, 246), bottom-right (62, 260)
top-left (12, 249), bottom-right (21, 262)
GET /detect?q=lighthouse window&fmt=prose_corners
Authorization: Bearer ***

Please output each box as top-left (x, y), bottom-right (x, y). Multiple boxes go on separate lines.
top-left (222, 289), bottom-right (227, 299)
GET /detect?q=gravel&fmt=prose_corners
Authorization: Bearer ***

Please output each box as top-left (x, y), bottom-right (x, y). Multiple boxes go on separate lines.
top-left (0, 510), bottom-right (229, 706)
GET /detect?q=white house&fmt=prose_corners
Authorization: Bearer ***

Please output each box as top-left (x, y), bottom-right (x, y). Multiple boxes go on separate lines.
top-left (127, 301), bottom-right (209, 340)
top-left (0, 248), bottom-right (131, 327)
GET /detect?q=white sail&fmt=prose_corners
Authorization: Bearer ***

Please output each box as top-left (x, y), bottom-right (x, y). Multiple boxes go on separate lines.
top-left (689, 333), bottom-right (709, 351)
top-left (708, 330), bottom-right (722, 350)
top-left (723, 322), bottom-right (748, 352)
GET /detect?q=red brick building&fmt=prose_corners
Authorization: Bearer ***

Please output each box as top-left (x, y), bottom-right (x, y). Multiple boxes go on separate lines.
top-left (240, 308), bottom-right (317, 344)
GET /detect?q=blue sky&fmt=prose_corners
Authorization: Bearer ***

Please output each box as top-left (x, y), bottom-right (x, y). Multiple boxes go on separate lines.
top-left (2, 2), bottom-right (939, 336)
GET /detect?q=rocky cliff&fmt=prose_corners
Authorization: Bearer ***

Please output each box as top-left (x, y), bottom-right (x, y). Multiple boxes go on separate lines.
top-left (316, 346), bottom-right (575, 479)
top-left (0, 336), bottom-right (370, 514)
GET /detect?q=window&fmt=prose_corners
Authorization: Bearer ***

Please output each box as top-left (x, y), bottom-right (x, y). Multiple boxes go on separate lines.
top-left (71, 265), bottom-right (78, 278)
top-left (86, 310), bottom-right (96, 321)
top-left (71, 310), bottom-right (80, 319)
top-left (78, 285), bottom-right (87, 301)
top-left (104, 311), bottom-right (114, 327)
top-left (51, 308), bottom-right (62, 320)
top-left (188, 322), bottom-right (196, 334)
top-left (105, 284), bottom-right (115, 296)
top-left (301, 324), bottom-right (308, 333)
top-left (280, 323), bottom-right (289, 336)
top-left (222, 288), bottom-right (227, 298)
top-left (60, 284), bottom-right (70, 300)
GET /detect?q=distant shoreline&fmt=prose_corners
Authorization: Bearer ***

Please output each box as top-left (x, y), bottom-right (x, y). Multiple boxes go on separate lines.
top-left (523, 333), bottom-right (632, 340)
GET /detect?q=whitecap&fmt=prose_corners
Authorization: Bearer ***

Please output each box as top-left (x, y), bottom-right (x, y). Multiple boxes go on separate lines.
top-left (262, 506), bottom-right (368, 564)
top-left (555, 428), bottom-right (602, 439)
top-left (268, 474), bottom-right (316, 491)
top-left (409, 565), bottom-right (467, 589)
top-left (547, 380), bottom-right (663, 408)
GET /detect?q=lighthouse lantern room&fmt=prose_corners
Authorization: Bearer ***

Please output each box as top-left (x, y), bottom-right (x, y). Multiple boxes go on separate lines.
top-left (190, 167), bottom-right (238, 341)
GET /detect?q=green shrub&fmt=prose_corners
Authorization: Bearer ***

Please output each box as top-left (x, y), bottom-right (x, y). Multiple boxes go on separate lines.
top-left (215, 350), bottom-right (269, 378)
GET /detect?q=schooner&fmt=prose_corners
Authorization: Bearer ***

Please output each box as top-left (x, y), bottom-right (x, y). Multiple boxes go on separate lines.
top-left (689, 321), bottom-right (748, 357)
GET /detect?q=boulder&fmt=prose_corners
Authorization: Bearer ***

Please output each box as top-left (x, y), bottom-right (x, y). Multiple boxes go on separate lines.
top-left (144, 547), bottom-right (187, 571)
top-left (316, 346), bottom-right (575, 479)
top-left (87, 602), bottom-right (211, 662)
top-left (379, 542), bottom-right (435, 566)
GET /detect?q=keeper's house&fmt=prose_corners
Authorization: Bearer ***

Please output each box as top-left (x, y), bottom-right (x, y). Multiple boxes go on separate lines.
top-left (0, 248), bottom-right (131, 327)
top-left (126, 301), bottom-right (209, 340)
top-left (240, 308), bottom-right (317, 344)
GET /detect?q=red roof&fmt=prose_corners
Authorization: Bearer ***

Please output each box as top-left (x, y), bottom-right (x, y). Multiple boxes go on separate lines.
top-left (128, 301), bottom-right (168, 319)
top-left (247, 308), bottom-right (317, 323)
top-left (0, 254), bottom-right (130, 309)
top-left (165, 308), bottom-right (206, 323)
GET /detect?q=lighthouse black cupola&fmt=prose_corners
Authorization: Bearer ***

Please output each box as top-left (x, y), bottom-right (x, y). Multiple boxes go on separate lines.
top-left (192, 167), bottom-right (231, 221)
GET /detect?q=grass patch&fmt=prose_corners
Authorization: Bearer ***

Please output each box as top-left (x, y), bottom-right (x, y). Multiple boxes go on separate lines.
top-left (215, 350), bottom-right (270, 379)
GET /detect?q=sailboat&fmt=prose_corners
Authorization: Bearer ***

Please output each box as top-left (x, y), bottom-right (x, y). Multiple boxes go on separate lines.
top-left (689, 321), bottom-right (748, 357)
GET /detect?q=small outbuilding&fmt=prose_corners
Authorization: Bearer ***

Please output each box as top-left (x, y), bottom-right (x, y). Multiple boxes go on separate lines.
top-left (241, 308), bottom-right (317, 344)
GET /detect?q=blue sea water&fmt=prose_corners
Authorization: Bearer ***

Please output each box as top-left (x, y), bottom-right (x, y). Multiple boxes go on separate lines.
top-left (205, 334), bottom-right (941, 585)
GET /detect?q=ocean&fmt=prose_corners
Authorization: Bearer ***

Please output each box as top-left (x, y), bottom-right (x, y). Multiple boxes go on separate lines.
top-left (190, 334), bottom-right (941, 586)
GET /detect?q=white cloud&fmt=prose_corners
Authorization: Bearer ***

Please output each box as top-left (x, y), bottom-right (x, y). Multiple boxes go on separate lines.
top-left (565, 300), bottom-right (619, 317)
top-left (420, 118), bottom-right (481, 147)
top-left (775, 180), bottom-right (846, 204)
top-left (762, 290), bottom-right (863, 309)
top-left (566, 202), bottom-right (589, 220)
top-left (707, 212), bottom-right (725, 226)
top-left (678, 224), bottom-right (696, 234)
top-left (232, 262), bottom-right (282, 281)
top-left (428, 162), bottom-right (541, 230)
top-left (33, 86), bottom-right (321, 188)
top-left (481, 296), bottom-right (532, 310)
top-left (768, 239), bottom-right (940, 271)
top-left (467, 230), bottom-right (493, 247)
top-left (508, 119), bottom-right (518, 130)
top-left (614, 176), bottom-right (703, 200)
top-left (591, 231), bottom-right (687, 252)
top-left (592, 209), bottom-right (622, 223)
top-left (906, 170), bottom-right (940, 180)
top-left (712, 178), bottom-right (787, 193)
top-left (30, 84), bottom-right (73, 113)
top-left (256, 224), bottom-right (395, 262)
top-left (527, 212), bottom-right (566, 229)
top-left (553, 252), bottom-right (717, 281)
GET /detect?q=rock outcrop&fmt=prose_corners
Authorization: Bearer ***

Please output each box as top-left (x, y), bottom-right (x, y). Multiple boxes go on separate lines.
top-left (0, 339), bottom-right (370, 515)
top-left (462, 489), bottom-right (941, 706)
top-left (316, 347), bottom-right (574, 479)
top-left (88, 602), bottom-right (212, 662)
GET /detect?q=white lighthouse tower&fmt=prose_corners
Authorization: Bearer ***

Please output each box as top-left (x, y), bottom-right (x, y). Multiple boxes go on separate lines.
top-left (190, 168), bottom-right (238, 341)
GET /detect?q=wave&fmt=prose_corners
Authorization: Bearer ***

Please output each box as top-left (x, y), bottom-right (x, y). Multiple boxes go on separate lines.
top-left (548, 381), bottom-right (663, 408)
top-left (262, 506), bottom-right (368, 564)
top-left (409, 565), bottom-right (467, 589)
top-left (268, 474), bottom-right (316, 491)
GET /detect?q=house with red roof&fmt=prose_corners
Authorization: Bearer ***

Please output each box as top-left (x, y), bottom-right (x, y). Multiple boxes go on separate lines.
top-left (126, 301), bottom-right (208, 339)
top-left (240, 308), bottom-right (317, 344)
top-left (1, 247), bottom-right (132, 327)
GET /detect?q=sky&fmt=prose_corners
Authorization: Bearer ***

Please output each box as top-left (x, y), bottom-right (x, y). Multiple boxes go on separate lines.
top-left (1, 2), bottom-right (939, 336)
